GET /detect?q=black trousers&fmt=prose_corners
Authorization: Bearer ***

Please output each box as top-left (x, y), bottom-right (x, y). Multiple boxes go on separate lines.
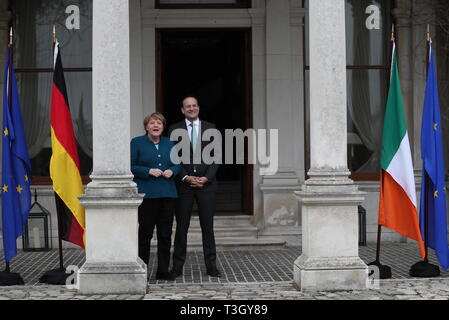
top-left (172, 189), bottom-right (217, 271)
top-left (138, 198), bottom-right (175, 273)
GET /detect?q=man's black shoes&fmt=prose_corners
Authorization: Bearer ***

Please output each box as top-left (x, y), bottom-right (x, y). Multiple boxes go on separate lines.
top-left (169, 269), bottom-right (183, 278)
top-left (206, 268), bottom-right (221, 277)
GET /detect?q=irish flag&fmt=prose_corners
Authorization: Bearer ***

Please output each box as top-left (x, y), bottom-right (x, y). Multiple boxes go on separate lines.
top-left (49, 42), bottom-right (85, 248)
top-left (378, 42), bottom-right (425, 259)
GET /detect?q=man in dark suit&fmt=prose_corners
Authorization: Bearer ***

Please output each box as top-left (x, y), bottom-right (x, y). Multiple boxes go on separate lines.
top-left (169, 96), bottom-right (221, 277)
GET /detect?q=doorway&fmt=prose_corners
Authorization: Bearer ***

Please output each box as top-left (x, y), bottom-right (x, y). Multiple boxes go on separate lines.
top-left (156, 29), bottom-right (253, 216)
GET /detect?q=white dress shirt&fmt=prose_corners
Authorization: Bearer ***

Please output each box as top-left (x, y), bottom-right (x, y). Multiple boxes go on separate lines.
top-left (185, 118), bottom-right (200, 144)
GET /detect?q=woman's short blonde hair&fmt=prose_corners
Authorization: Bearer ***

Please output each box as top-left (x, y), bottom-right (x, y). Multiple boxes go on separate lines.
top-left (143, 112), bottom-right (166, 132)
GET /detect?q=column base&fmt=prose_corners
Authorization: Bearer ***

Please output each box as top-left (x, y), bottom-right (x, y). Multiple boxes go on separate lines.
top-left (294, 170), bottom-right (368, 292)
top-left (293, 255), bottom-right (368, 292)
top-left (78, 175), bottom-right (145, 295)
top-left (78, 260), bottom-right (147, 295)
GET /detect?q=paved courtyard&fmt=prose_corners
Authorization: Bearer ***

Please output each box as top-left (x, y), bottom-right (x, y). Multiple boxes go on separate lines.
top-left (1, 243), bottom-right (449, 300)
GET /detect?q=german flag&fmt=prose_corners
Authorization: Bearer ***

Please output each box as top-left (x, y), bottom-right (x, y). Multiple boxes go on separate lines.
top-left (49, 42), bottom-right (85, 248)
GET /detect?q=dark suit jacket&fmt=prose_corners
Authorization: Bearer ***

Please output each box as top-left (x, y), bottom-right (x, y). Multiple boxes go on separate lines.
top-left (169, 119), bottom-right (220, 191)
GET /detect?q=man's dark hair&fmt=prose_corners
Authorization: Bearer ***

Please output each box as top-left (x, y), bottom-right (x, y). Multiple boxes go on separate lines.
top-left (181, 94), bottom-right (199, 106)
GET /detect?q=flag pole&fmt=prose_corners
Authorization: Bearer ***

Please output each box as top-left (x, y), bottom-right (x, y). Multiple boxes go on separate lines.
top-left (424, 25), bottom-right (430, 264)
top-left (52, 25), bottom-right (65, 272)
top-left (54, 193), bottom-right (66, 271)
top-left (0, 27), bottom-right (25, 285)
top-left (409, 25), bottom-right (440, 278)
top-left (373, 24), bottom-right (396, 264)
top-left (39, 25), bottom-right (70, 285)
top-left (368, 25), bottom-right (396, 280)
top-left (5, 27), bottom-right (12, 275)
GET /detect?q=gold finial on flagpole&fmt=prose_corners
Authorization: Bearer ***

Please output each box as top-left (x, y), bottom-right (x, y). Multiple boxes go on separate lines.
top-left (391, 24), bottom-right (395, 42)
top-left (52, 24), bottom-right (56, 45)
top-left (9, 27), bottom-right (12, 46)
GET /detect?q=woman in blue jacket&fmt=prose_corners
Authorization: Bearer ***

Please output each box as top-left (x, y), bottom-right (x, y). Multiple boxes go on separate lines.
top-left (131, 112), bottom-right (180, 281)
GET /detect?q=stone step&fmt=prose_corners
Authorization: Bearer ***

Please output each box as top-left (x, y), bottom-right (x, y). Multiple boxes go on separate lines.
top-left (187, 237), bottom-right (287, 249)
top-left (188, 215), bottom-right (253, 227)
top-left (174, 215), bottom-right (261, 242)
top-left (186, 226), bottom-right (259, 239)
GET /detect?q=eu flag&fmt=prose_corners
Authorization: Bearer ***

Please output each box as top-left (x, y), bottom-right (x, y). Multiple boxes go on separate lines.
top-left (420, 42), bottom-right (449, 270)
top-left (1, 48), bottom-right (32, 262)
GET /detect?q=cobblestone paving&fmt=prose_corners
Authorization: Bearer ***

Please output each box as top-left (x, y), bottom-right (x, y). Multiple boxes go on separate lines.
top-left (0, 244), bottom-right (448, 300)
top-left (143, 279), bottom-right (449, 300)
top-left (1, 279), bottom-right (449, 300)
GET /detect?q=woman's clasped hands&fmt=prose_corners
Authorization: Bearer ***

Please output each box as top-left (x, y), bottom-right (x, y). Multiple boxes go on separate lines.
top-left (150, 169), bottom-right (173, 179)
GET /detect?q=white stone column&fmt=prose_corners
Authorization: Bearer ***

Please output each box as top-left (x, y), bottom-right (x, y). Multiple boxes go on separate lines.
top-left (293, 0), bottom-right (367, 291)
top-left (77, 0), bottom-right (146, 295)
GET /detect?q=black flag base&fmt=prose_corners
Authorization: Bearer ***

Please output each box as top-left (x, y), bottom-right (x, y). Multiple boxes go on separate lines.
top-left (0, 271), bottom-right (25, 286)
top-left (39, 268), bottom-right (69, 285)
top-left (368, 260), bottom-right (392, 279)
top-left (409, 260), bottom-right (440, 278)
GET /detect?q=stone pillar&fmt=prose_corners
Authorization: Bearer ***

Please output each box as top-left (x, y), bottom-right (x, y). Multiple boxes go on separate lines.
top-left (77, 0), bottom-right (146, 295)
top-left (293, 0), bottom-right (367, 292)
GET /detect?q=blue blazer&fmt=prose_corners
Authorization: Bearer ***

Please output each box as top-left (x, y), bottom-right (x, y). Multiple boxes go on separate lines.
top-left (131, 135), bottom-right (180, 199)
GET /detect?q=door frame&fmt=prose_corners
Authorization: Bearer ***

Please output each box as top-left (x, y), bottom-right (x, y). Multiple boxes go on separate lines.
top-left (155, 28), bottom-right (254, 216)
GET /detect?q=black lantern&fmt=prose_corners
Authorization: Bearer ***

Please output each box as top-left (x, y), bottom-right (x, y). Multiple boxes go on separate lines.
top-left (22, 190), bottom-right (52, 252)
